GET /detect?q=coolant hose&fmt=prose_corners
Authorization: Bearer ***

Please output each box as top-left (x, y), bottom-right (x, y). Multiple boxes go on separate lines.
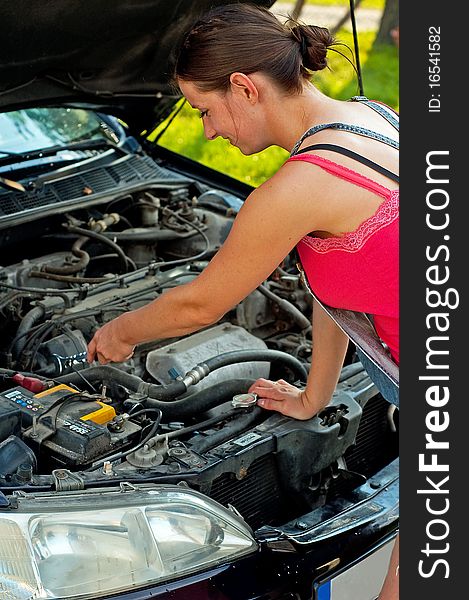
top-left (143, 378), bottom-right (256, 419)
top-left (42, 236), bottom-right (90, 275)
top-left (60, 368), bottom-right (254, 418)
top-left (12, 305), bottom-right (45, 358)
top-left (189, 407), bottom-right (263, 453)
top-left (258, 284), bottom-right (311, 331)
top-left (101, 228), bottom-right (186, 242)
top-left (59, 349), bottom-right (307, 402)
top-left (57, 365), bottom-right (186, 400)
top-left (66, 225), bottom-right (132, 273)
top-left (201, 349), bottom-right (308, 382)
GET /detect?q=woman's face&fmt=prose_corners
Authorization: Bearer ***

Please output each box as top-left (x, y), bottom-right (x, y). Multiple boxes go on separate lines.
top-left (178, 79), bottom-right (265, 155)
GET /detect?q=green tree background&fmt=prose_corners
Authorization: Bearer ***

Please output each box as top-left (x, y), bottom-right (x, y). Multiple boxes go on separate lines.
top-left (151, 0), bottom-right (398, 188)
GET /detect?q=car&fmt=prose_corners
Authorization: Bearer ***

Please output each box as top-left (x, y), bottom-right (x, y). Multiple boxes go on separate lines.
top-left (0, 1), bottom-right (398, 599)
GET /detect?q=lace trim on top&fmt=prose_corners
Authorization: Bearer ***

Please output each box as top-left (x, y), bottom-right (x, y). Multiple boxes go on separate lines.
top-left (300, 189), bottom-right (399, 254)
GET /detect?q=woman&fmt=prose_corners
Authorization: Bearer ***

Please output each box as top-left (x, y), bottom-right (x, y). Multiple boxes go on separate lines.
top-left (87, 4), bottom-right (399, 598)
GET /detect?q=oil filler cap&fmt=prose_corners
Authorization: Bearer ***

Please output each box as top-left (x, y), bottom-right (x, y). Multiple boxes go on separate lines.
top-left (232, 393), bottom-right (258, 408)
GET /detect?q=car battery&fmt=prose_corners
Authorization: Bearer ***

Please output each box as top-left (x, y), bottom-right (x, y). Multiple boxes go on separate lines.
top-left (0, 402), bottom-right (22, 442)
top-left (0, 385), bottom-right (140, 468)
top-left (1, 385), bottom-right (43, 442)
top-left (1, 384), bottom-right (115, 426)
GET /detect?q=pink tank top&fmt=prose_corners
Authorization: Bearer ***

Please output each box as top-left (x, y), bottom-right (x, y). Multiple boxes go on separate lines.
top-left (288, 153), bottom-right (399, 364)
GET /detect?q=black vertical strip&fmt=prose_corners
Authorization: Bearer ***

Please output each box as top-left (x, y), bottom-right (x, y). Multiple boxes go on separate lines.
top-left (400, 2), bottom-right (464, 598)
top-left (349, 0), bottom-right (364, 96)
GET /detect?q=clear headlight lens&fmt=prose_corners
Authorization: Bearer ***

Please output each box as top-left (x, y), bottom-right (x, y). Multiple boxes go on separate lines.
top-left (0, 485), bottom-right (257, 599)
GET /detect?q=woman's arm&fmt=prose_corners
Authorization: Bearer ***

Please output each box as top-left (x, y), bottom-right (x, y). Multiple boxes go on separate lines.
top-left (87, 165), bottom-right (328, 363)
top-left (248, 300), bottom-right (349, 419)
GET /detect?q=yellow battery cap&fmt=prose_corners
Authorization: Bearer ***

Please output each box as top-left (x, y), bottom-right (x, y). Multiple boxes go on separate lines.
top-left (34, 383), bottom-right (78, 398)
top-left (80, 402), bottom-right (117, 425)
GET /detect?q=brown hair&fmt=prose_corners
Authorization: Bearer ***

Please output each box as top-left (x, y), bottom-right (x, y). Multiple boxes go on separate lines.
top-left (174, 3), bottom-right (337, 94)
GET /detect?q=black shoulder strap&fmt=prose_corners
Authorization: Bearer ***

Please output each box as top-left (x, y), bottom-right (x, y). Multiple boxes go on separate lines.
top-left (294, 143), bottom-right (399, 184)
top-left (290, 123), bottom-right (399, 156)
top-left (290, 97), bottom-right (399, 157)
top-left (350, 96), bottom-right (399, 131)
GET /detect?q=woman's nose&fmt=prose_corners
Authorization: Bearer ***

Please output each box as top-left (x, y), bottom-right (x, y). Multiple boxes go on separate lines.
top-left (203, 121), bottom-right (217, 141)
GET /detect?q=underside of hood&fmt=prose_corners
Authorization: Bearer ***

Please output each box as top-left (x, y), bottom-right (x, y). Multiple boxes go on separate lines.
top-left (0, 0), bottom-right (273, 132)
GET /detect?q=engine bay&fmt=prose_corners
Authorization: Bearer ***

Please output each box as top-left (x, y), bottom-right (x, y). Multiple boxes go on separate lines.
top-left (0, 154), bottom-right (398, 529)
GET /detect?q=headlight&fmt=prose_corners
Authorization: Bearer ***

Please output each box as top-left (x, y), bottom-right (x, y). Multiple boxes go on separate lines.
top-left (0, 484), bottom-right (257, 599)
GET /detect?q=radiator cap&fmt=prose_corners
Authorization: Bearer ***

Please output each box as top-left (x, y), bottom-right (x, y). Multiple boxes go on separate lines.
top-left (232, 393), bottom-right (258, 408)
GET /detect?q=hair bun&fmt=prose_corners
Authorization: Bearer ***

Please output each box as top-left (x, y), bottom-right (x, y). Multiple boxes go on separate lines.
top-left (290, 24), bottom-right (307, 55)
top-left (175, 3), bottom-right (338, 95)
top-left (290, 23), bottom-right (335, 71)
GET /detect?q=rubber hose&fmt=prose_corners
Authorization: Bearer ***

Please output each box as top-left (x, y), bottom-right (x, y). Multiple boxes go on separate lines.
top-left (202, 349), bottom-right (308, 382)
top-left (66, 225), bottom-right (131, 273)
top-left (101, 228), bottom-right (188, 242)
top-left (258, 284), bottom-right (311, 331)
top-left (148, 408), bottom-right (240, 445)
top-left (30, 272), bottom-right (111, 284)
top-left (12, 306), bottom-right (45, 358)
top-left (144, 378), bottom-right (256, 419)
top-left (59, 349), bottom-right (307, 401)
top-left (59, 367), bottom-right (254, 419)
top-left (189, 407), bottom-right (262, 453)
top-left (57, 365), bottom-right (186, 399)
top-left (0, 367), bottom-right (50, 380)
top-left (43, 237), bottom-right (90, 275)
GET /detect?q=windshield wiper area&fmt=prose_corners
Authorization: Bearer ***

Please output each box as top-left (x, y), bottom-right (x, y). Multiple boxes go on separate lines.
top-left (0, 138), bottom-right (120, 168)
top-left (0, 175), bottom-right (26, 192)
top-left (0, 149), bottom-right (21, 157)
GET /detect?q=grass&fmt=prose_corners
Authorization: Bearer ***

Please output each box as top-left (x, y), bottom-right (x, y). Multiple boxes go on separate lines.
top-left (149, 26), bottom-right (398, 188)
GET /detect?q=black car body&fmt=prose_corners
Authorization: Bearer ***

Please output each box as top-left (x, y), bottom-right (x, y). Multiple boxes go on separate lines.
top-left (0, 1), bottom-right (398, 599)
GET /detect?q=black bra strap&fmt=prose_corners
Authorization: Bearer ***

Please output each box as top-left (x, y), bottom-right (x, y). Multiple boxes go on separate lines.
top-left (350, 96), bottom-right (399, 131)
top-left (295, 143), bottom-right (400, 184)
top-left (290, 123), bottom-right (399, 156)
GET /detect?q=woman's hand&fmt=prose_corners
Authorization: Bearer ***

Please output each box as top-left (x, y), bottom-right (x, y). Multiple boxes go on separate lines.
top-left (87, 314), bottom-right (136, 364)
top-left (248, 378), bottom-right (323, 420)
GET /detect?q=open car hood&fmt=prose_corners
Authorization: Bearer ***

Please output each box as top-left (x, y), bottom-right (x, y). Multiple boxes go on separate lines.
top-left (0, 0), bottom-right (273, 133)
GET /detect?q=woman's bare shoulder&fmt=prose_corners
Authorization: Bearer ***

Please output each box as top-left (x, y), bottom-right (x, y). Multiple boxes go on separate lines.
top-left (244, 158), bottom-right (344, 226)
top-left (249, 158), bottom-right (333, 212)
top-left (245, 155), bottom-right (388, 238)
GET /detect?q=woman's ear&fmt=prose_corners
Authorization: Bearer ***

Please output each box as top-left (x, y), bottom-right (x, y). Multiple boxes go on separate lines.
top-left (229, 72), bottom-right (259, 104)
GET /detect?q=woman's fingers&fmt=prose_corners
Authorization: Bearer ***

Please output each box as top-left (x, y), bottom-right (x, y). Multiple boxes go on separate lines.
top-left (86, 318), bottom-right (135, 364)
top-left (249, 378), bottom-right (284, 394)
top-left (92, 347), bottom-right (134, 364)
top-left (248, 377), bottom-right (317, 420)
top-left (257, 396), bottom-right (286, 411)
top-left (97, 352), bottom-right (110, 365)
top-left (248, 378), bottom-right (271, 391)
top-left (249, 378), bottom-right (300, 400)
top-left (87, 337), bottom-right (97, 363)
top-left (123, 348), bottom-right (135, 361)
top-left (251, 385), bottom-right (284, 400)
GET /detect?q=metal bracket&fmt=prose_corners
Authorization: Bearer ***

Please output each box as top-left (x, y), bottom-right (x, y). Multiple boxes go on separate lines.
top-left (52, 469), bottom-right (85, 491)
